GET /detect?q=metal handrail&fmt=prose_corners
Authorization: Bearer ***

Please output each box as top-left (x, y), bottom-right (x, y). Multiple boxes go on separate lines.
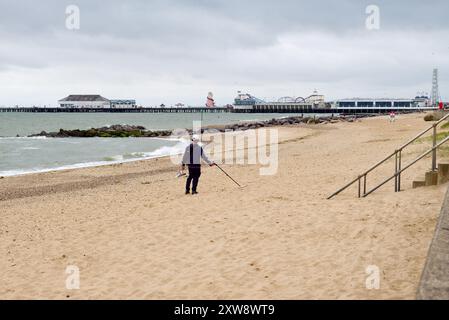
top-left (363, 134), bottom-right (449, 197)
top-left (327, 112), bottom-right (449, 199)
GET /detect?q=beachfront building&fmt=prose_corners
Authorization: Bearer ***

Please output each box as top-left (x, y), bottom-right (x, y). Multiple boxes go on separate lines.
top-left (333, 97), bottom-right (434, 110)
top-left (58, 95), bottom-right (111, 108)
top-left (58, 95), bottom-right (139, 109)
top-left (413, 95), bottom-right (432, 108)
top-left (233, 92), bottom-right (265, 109)
top-left (110, 99), bottom-right (137, 108)
top-left (335, 98), bottom-right (412, 108)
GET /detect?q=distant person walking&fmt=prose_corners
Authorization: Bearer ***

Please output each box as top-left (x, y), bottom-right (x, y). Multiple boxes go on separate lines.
top-left (180, 135), bottom-right (215, 195)
top-left (389, 111), bottom-right (396, 123)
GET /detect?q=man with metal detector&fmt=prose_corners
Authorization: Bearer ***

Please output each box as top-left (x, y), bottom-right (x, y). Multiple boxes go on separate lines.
top-left (180, 134), bottom-right (216, 195)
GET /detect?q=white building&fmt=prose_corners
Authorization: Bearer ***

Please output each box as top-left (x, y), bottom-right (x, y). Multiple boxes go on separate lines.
top-left (333, 97), bottom-right (434, 109)
top-left (58, 95), bottom-right (111, 108)
top-left (110, 99), bottom-right (137, 108)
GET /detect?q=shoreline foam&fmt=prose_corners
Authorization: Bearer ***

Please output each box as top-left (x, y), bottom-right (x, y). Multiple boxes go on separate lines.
top-left (0, 140), bottom-right (188, 178)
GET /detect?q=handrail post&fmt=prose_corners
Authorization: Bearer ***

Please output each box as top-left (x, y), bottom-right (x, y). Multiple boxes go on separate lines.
top-left (432, 124), bottom-right (437, 171)
top-left (394, 151), bottom-right (398, 192)
top-left (363, 174), bottom-right (367, 196)
top-left (358, 177), bottom-right (361, 198)
top-left (398, 149), bottom-right (402, 191)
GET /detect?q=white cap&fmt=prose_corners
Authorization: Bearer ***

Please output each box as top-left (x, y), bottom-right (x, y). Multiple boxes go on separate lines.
top-left (192, 134), bottom-right (200, 142)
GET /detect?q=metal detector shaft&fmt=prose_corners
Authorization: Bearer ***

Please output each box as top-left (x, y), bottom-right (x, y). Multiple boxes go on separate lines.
top-left (215, 164), bottom-right (241, 187)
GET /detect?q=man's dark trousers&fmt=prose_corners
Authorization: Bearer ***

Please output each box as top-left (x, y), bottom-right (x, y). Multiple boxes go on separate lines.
top-left (186, 166), bottom-right (201, 192)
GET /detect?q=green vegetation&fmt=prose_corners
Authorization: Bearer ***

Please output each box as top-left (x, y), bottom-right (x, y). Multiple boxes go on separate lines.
top-left (415, 131), bottom-right (449, 144)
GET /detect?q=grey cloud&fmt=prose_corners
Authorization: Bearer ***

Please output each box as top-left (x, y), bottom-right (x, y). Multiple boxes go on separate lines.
top-left (0, 0), bottom-right (448, 106)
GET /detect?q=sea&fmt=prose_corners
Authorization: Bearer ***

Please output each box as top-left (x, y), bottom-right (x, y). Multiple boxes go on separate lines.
top-left (0, 112), bottom-right (303, 177)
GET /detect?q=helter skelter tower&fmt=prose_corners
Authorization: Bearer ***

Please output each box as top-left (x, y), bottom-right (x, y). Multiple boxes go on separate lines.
top-left (431, 68), bottom-right (440, 106)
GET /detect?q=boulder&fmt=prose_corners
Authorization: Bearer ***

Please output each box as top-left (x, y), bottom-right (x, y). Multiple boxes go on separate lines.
top-left (302, 117), bottom-right (311, 123)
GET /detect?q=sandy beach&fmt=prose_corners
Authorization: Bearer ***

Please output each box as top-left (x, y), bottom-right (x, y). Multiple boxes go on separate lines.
top-left (0, 112), bottom-right (447, 299)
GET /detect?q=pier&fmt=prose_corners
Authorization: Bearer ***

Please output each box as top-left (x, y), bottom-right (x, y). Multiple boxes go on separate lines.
top-left (0, 107), bottom-right (230, 113)
top-left (238, 107), bottom-right (432, 114)
top-left (0, 106), bottom-right (433, 114)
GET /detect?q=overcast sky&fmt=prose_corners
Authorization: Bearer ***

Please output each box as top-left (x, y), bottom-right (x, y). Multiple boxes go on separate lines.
top-left (0, 0), bottom-right (448, 107)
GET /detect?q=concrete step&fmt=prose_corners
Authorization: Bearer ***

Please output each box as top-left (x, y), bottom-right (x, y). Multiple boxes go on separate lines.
top-left (425, 170), bottom-right (439, 186)
top-left (438, 163), bottom-right (449, 184)
top-left (413, 179), bottom-right (426, 189)
top-left (412, 165), bottom-right (449, 189)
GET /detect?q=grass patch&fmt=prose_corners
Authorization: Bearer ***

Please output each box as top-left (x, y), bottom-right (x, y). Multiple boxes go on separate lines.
top-left (415, 131), bottom-right (449, 144)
